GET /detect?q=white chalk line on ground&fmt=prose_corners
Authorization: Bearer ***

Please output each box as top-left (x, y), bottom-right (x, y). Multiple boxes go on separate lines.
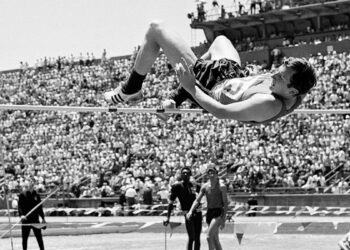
top-left (91, 222), bottom-right (110, 228)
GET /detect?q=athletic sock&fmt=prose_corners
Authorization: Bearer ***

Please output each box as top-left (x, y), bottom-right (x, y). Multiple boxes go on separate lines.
top-left (122, 69), bottom-right (146, 94)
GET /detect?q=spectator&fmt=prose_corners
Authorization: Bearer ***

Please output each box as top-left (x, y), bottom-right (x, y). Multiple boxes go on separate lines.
top-left (142, 183), bottom-right (153, 205)
top-left (250, 0), bottom-right (256, 14)
top-left (338, 177), bottom-right (349, 194)
top-left (119, 188), bottom-right (126, 210)
top-left (238, 1), bottom-right (244, 15)
top-left (317, 172), bottom-right (326, 193)
top-left (157, 185), bottom-right (169, 204)
top-left (101, 49), bottom-right (107, 64)
top-left (247, 193), bottom-right (258, 216)
top-left (221, 5), bottom-right (226, 19)
top-left (125, 185), bottom-right (137, 208)
top-left (197, 2), bottom-right (206, 22)
top-left (100, 181), bottom-right (113, 197)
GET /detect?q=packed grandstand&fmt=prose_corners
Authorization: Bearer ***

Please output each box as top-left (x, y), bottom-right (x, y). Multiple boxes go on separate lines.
top-left (0, 0), bottom-right (349, 213)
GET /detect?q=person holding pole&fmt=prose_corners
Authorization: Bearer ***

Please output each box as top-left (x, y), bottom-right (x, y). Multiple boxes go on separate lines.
top-left (18, 179), bottom-right (46, 250)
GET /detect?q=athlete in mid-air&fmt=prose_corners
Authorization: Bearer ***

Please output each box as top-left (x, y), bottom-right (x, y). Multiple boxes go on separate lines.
top-left (105, 20), bottom-right (317, 124)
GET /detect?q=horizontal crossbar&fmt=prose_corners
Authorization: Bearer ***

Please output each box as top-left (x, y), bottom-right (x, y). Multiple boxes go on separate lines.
top-left (0, 104), bottom-right (349, 114)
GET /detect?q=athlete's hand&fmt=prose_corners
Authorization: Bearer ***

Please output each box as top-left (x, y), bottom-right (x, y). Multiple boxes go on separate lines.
top-left (163, 218), bottom-right (170, 227)
top-left (20, 215), bottom-right (27, 221)
top-left (175, 58), bottom-right (196, 94)
top-left (185, 212), bottom-right (192, 221)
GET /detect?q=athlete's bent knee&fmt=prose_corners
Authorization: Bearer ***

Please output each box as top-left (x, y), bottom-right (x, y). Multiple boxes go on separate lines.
top-left (149, 20), bottom-right (165, 32)
top-left (146, 20), bottom-right (166, 40)
top-left (214, 35), bottom-right (230, 44)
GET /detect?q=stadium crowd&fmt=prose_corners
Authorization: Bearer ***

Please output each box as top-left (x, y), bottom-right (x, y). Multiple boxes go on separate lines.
top-left (194, 0), bottom-right (338, 21)
top-left (0, 42), bottom-right (350, 207)
top-left (192, 0), bottom-right (350, 55)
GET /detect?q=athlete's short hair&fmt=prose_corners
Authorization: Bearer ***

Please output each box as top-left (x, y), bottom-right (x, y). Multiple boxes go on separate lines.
top-left (284, 57), bottom-right (317, 95)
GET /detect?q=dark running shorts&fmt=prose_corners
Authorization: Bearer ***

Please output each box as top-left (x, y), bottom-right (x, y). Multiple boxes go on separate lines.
top-left (206, 207), bottom-right (223, 225)
top-left (169, 58), bottom-right (247, 108)
top-left (193, 58), bottom-right (247, 91)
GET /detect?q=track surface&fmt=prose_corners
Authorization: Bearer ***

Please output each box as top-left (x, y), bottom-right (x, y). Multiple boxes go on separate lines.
top-left (1, 216), bottom-right (349, 250)
top-left (0, 232), bottom-right (345, 250)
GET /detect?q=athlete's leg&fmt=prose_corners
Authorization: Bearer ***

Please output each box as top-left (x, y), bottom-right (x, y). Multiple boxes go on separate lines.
top-left (206, 217), bottom-right (222, 250)
top-left (134, 20), bottom-right (197, 75)
top-left (135, 20), bottom-right (199, 119)
top-left (202, 35), bottom-right (241, 66)
top-left (213, 230), bottom-right (222, 250)
top-left (105, 20), bottom-right (197, 104)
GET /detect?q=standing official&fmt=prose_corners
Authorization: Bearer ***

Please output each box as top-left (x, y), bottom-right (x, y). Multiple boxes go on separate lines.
top-left (164, 167), bottom-right (202, 250)
top-left (18, 179), bottom-right (46, 250)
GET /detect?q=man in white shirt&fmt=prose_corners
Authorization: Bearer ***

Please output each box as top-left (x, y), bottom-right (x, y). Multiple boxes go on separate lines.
top-left (125, 185), bottom-right (137, 208)
top-left (157, 185), bottom-right (169, 204)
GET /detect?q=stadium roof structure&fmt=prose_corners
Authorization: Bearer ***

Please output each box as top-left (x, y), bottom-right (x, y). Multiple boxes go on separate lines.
top-left (191, 0), bottom-right (350, 41)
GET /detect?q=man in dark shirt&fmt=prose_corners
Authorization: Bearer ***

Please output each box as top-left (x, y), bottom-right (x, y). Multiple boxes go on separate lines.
top-left (119, 189), bottom-right (126, 210)
top-left (142, 184), bottom-right (153, 205)
top-left (164, 167), bottom-right (202, 250)
top-left (18, 179), bottom-right (46, 250)
top-left (247, 193), bottom-right (258, 217)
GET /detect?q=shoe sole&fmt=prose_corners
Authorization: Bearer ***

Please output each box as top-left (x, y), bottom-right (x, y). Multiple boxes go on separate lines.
top-left (125, 93), bottom-right (143, 104)
top-left (106, 92), bottom-right (143, 105)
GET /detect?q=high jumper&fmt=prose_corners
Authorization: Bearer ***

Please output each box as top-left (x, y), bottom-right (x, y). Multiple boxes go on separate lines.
top-left (105, 20), bottom-right (316, 124)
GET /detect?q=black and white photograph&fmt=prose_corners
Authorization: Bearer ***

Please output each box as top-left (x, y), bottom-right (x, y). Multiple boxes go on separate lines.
top-left (1, 0), bottom-right (350, 249)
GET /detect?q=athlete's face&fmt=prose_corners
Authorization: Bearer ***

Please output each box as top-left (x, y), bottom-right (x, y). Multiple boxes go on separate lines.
top-left (270, 64), bottom-right (298, 96)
